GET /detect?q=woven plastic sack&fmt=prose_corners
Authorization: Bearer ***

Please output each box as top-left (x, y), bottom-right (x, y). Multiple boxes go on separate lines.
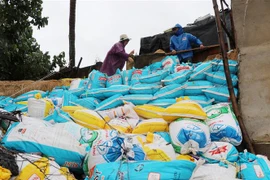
top-left (204, 103), bottom-right (243, 146)
top-left (184, 80), bottom-right (214, 96)
top-left (161, 100), bottom-right (207, 122)
top-left (203, 86), bottom-right (239, 102)
top-left (95, 94), bottom-right (123, 111)
top-left (154, 84), bottom-right (185, 99)
top-left (137, 132), bottom-right (176, 161)
top-left (162, 70), bottom-right (192, 85)
top-left (177, 96), bottom-right (214, 108)
top-left (130, 83), bottom-right (161, 95)
top-left (69, 109), bottom-right (110, 130)
top-left (211, 59), bottom-right (238, 74)
top-left (106, 69), bottom-right (123, 87)
top-left (15, 153), bottom-right (76, 180)
top-left (189, 62), bottom-right (212, 80)
top-left (103, 85), bottom-right (130, 98)
top-left (238, 151), bottom-right (270, 180)
top-left (90, 160), bottom-right (196, 180)
top-left (192, 164), bottom-right (238, 180)
top-left (132, 118), bottom-right (168, 134)
top-left (87, 70), bottom-right (107, 89)
top-left (205, 71), bottom-right (238, 87)
top-left (14, 90), bottom-right (48, 102)
top-left (148, 98), bottom-right (176, 108)
top-left (134, 104), bottom-right (164, 119)
top-left (80, 88), bottom-right (107, 100)
top-left (44, 107), bottom-right (73, 123)
top-left (121, 94), bottom-right (153, 105)
top-left (169, 118), bottom-right (211, 154)
top-left (121, 68), bottom-right (135, 85)
top-left (86, 132), bottom-right (145, 173)
top-left (73, 97), bottom-right (100, 110)
top-left (201, 142), bottom-right (239, 164)
top-left (139, 70), bottom-right (169, 84)
top-left (2, 121), bottom-right (89, 172)
top-left (130, 69), bottom-right (149, 86)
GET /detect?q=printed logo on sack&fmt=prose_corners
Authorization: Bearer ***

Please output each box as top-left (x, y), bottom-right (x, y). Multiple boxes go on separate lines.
top-left (97, 137), bottom-right (124, 162)
top-left (182, 37), bottom-right (187, 41)
top-left (17, 128), bottom-right (27, 135)
top-left (209, 145), bottom-right (228, 155)
top-left (206, 107), bottom-right (229, 119)
top-left (178, 124), bottom-right (207, 148)
top-left (132, 70), bottom-right (142, 75)
top-left (99, 77), bottom-right (107, 81)
top-left (163, 60), bottom-right (172, 68)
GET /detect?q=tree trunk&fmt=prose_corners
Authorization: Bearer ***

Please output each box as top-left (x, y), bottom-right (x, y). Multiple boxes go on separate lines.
top-left (69, 0), bottom-right (76, 68)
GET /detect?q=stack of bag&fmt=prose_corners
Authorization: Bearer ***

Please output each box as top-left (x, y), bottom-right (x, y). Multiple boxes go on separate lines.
top-left (0, 56), bottom-right (269, 180)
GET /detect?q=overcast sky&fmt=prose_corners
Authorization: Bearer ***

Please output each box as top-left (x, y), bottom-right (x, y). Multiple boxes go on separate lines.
top-left (33, 0), bottom-right (230, 68)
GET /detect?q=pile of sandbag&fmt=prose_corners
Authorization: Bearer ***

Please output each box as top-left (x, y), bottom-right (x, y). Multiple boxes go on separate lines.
top-left (0, 57), bottom-right (269, 180)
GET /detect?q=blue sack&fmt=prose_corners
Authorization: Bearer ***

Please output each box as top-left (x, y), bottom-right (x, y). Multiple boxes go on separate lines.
top-left (44, 107), bottom-right (73, 123)
top-left (203, 86), bottom-right (239, 102)
top-left (103, 85), bottom-right (130, 98)
top-left (149, 62), bottom-right (163, 72)
top-left (0, 97), bottom-right (14, 108)
top-left (162, 70), bottom-right (191, 86)
top-left (106, 69), bottom-right (123, 87)
top-left (74, 97), bottom-right (100, 110)
top-left (48, 89), bottom-right (65, 98)
top-left (211, 59), bottom-right (238, 74)
top-left (148, 98), bottom-right (176, 108)
top-left (90, 160), bottom-right (196, 180)
top-left (179, 95), bottom-right (214, 108)
top-left (130, 69), bottom-right (150, 86)
top-left (95, 94), bottom-right (123, 111)
top-left (154, 84), bottom-right (185, 99)
top-left (130, 83), bottom-right (161, 95)
top-left (184, 81), bottom-right (214, 96)
top-left (121, 94), bottom-right (153, 105)
top-left (62, 91), bottom-right (79, 106)
top-left (80, 88), bottom-right (107, 100)
top-left (14, 90), bottom-right (48, 102)
top-left (189, 62), bottom-right (212, 81)
top-left (68, 87), bottom-right (86, 97)
top-left (4, 103), bottom-right (28, 112)
top-left (205, 71), bottom-right (238, 87)
top-left (238, 151), bottom-right (270, 180)
top-left (139, 70), bottom-right (169, 84)
top-left (87, 70), bottom-right (107, 89)
top-left (121, 68), bottom-right (135, 85)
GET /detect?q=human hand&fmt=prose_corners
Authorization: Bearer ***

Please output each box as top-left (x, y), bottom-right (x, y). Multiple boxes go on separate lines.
top-left (200, 44), bottom-right (205, 49)
top-left (129, 50), bottom-right (135, 55)
top-left (171, 50), bottom-right (176, 55)
top-left (128, 57), bottom-right (134, 63)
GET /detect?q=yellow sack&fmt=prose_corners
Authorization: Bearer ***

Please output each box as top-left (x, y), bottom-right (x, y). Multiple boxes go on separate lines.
top-left (60, 167), bottom-right (77, 180)
top-left (16, 101), bottom-right (28, 105)
top-left (137, 132), bottom-right (176, 161)
top-left (134, 105), bottom-right (164, 119)
top-left (176, 154), bottom-right (195, 162)
top-left (27, 98), bottom-right (54, 118)
top-left (132, 118), bottom-right (168, 134)
top-left (0, 166), bottom-right (11, 180)
top-left (16, 153), bottom-right (76, 180)
top-left (16, 157), bottom-right (49, 180)
top-left (104, 118), bottom-right (132, 133)
top-left (62, 106), bottom-right (86, 113)
top-left (161, 100), bottom-right (207, 122)
top-left (70, 109), bottom-right (110, 130)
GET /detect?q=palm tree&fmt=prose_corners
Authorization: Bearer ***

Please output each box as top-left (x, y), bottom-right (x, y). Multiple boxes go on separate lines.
top-left (69, 0), bottom-right (76, 68)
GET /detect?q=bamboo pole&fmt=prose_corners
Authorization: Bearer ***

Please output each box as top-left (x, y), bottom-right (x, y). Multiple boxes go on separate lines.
top-left (212, 0), bottom-right (255, 153)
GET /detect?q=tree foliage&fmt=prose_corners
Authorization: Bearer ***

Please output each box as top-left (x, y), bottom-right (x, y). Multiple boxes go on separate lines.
top-left (0, 0), bottom-right (66, 80)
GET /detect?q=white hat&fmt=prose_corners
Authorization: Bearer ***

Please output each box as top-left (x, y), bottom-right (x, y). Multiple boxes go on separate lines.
top-left (120, 34), bottom-right (131, 41)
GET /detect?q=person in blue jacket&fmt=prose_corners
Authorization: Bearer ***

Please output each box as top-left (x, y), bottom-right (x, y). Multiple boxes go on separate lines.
top-left (170, 24), bottom-right (204, 63)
